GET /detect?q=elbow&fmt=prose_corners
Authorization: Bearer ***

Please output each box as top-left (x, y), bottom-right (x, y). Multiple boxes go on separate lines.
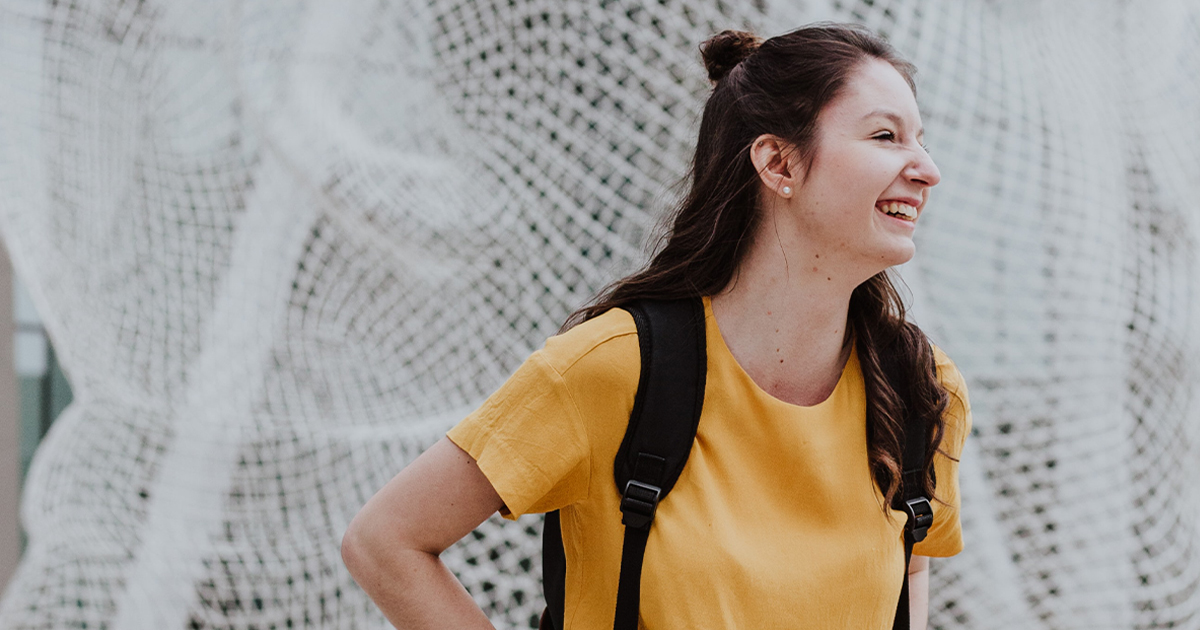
top-left (341, 515), bottom-right (381, 583)
top-left (342, 513), bottom-right (433, 597)
top-left (340, 519), bottom-right (363, 577)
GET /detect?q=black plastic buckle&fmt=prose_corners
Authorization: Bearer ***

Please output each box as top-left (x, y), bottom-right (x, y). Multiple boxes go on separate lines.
top-left (620, 480), bottom-right (662, 530)
top-left (904, 497), bottom-right (934, 543)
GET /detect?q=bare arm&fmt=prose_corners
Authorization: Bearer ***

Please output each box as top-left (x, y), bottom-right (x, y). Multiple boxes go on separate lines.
top-left (341, 437), bottom-right (506, 629)
top-left (909, 554), bottom-right (930, 630)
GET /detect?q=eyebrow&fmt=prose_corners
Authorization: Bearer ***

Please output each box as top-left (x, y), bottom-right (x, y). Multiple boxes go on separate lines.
top-left (862, 109), bottom-right (924, 139)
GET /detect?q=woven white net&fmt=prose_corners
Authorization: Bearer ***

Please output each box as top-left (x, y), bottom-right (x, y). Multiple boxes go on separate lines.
top-left (1, 0), bottom-right (1199, 628)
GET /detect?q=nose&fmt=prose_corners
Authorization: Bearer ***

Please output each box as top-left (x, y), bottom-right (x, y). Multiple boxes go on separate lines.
top-left (905, 147), bottom-right (941, 188)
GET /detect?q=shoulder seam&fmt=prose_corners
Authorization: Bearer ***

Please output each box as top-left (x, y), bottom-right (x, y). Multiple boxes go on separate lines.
top-left (557, 329), bottom-right (639, 375)
top-left (549, 306), bottom-right (638, 375)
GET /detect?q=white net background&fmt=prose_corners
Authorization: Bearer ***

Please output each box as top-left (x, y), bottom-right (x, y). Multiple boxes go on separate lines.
top-left (1, 0), bottom-right (1198, 628)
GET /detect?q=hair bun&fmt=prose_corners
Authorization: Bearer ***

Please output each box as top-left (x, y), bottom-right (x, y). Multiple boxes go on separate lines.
top-left (699, 30), bottom-right (762, 82)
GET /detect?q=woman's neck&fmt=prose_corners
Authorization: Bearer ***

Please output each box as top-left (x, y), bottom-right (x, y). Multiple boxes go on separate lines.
top-left (710, 231), bottom-right (859, 407)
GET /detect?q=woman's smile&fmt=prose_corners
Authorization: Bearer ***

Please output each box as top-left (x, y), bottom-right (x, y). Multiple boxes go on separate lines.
top-left (876, 200), bottom-right (919, 222)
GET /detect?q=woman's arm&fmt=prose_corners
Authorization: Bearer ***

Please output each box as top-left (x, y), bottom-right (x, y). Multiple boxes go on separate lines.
top-left (909, 554), bottom-right (930, 630)
top-left (341, 437), bottom-right (506, 629)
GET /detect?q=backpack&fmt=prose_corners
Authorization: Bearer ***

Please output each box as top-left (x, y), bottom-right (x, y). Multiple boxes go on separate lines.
top-left (539, 297), bottom-right (935, 630)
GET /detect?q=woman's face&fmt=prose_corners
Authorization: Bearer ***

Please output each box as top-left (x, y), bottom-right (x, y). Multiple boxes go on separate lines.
top-left (787, 57), bottom-right (940, 271)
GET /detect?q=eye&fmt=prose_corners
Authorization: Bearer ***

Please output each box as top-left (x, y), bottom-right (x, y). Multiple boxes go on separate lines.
top-left (872, 131), bottom-right (896, 141)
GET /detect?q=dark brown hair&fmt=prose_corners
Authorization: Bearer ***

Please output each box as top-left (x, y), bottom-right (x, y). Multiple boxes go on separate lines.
top-left (563, 23), bottom-right (949, 511)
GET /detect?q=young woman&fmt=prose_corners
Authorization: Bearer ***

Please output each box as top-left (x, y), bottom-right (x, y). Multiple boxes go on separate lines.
top-left (342, 23), bottom-right (971, 630)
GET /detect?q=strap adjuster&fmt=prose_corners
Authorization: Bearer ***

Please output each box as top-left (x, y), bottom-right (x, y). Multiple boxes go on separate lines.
top-left (904, 497), bottom-right (934, 543)
top-left (620, 480), bottom-right (662, 530)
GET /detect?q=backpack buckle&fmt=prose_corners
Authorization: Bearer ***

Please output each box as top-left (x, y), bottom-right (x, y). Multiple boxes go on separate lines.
top-left (620, 480), bottom-right (662, 530)
top-left (904, 497), bottom-right (934, 543)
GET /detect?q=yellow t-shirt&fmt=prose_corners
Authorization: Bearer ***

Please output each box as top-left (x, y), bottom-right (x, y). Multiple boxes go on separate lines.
top-left (448, 297), bottom-right (971, 630)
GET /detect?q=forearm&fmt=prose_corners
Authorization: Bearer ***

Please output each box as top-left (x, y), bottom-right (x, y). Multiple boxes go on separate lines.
top-left (346, 544), bottom-right (496, 630)
top-left (342, 438), bottom-right (505, 628)
top-left (908, 555), bottom-right (929, 630)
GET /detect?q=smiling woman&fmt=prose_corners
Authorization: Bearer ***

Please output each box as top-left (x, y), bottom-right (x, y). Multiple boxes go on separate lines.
top-left (342, 22), bottom-right (971, 630)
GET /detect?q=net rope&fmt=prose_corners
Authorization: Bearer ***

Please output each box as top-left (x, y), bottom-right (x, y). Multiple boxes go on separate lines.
top-left (1, 0), bottom-right (1198, 628)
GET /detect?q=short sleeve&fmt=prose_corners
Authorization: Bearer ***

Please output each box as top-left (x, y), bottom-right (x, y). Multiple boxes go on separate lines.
top-left (447, 350), bottom-right (591, 520)
top-left (912, 348), bottom-right (972, 557)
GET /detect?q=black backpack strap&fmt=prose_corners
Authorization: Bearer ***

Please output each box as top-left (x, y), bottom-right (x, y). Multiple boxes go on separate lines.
top-left (611, 297), bottom-right (707, 630)
top-left (540, 509), bottom-right (566, 630)
top-left (539, 297), bottom-right (706, 630)
top-left (890, 349), bottom-right (938, 630)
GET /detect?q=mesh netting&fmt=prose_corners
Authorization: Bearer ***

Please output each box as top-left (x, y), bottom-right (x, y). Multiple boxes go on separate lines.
top-left (1, 0), bottom-right (1199, 628)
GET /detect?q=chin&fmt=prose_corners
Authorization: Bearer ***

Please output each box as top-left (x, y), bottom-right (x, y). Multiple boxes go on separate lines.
top-left (853, 237), bottom-right (916, 277)
top-left (878, 241), bottom-right (916, 268)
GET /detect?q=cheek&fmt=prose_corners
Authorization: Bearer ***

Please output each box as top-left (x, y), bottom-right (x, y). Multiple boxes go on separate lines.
top-left (800, 146), bottom-right (896, 226)
top-left (816, 151), bottom-right (861, 185)
top-left (817, 162), bottom-right (891, 215)
top-left (818, 148), bottom-right (892, 192)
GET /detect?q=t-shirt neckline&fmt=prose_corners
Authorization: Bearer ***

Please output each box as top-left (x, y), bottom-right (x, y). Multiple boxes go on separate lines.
top-left (702, 295), bottom-right (857, 411)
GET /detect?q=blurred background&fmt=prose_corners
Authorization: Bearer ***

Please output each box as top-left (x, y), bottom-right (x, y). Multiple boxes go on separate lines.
top-left (1, 0), bottom-right (1199, 628)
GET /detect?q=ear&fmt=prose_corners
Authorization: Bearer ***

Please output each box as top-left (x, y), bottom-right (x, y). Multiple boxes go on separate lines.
top-left (749, 134), bottom-right (800, 199)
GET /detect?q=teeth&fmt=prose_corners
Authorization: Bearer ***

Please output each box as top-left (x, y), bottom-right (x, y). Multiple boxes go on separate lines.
top-left (877, 201), bottom-right (916, 220)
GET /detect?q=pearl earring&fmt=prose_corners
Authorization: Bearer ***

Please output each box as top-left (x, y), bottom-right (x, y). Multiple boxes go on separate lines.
top-left (782, 186), bottom-right (791, 195)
